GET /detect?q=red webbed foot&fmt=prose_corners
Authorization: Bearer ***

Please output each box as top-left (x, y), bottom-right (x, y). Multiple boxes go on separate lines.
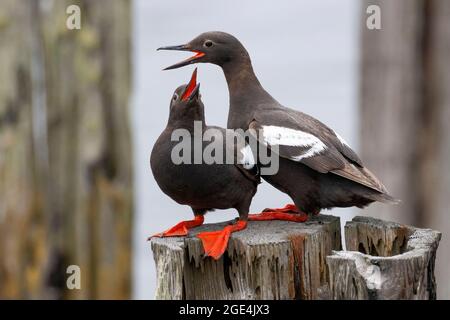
top-left (196, 220), bottom-right (247, 260)
top-left (250, 203), bottom-right (309, 222)
top-left (148, 215), bottom-right (204, 240)
top-left (262, 203), bottom-right (300, 214)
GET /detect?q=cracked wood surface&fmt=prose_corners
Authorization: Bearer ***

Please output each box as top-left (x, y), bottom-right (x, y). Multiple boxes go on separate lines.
top-left (151, 215), bottom-right (341, 300)
top-left (151, 215), bottom-right (441, 300)
top-left (327, 216), bottom-right (441, 300)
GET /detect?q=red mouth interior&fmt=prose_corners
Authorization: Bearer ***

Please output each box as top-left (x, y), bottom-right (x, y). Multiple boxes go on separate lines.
top-left (191, 50), bottom-right (205, 60)
top-left (181, 68), bottom-right (197, 101)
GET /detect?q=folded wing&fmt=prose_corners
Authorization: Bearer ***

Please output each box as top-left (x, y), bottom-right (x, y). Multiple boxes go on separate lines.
top-left (249, 109), bottom-right (389, 194)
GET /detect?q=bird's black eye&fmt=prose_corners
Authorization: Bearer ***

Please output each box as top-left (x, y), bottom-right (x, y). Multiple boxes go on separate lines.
top-left (172, 93), bottom-right (178, 101)
top-left (204, 40), bottom-right (213, 48)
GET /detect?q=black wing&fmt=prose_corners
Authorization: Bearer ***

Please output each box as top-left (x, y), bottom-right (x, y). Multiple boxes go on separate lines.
top-left (249, 109), bottom-right (388, 193)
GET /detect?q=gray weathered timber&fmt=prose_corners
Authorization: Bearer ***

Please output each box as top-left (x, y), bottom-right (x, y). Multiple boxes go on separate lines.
top-left (151, 215), bottom-right (341, 300)
top-left (327, 216), bottom-right (441, 300)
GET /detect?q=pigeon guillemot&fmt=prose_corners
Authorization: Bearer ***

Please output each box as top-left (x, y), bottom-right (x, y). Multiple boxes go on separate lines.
top-left (158, 32), bottom-right (399, 218)
top-left (150, 69), bottom-right (273, 259)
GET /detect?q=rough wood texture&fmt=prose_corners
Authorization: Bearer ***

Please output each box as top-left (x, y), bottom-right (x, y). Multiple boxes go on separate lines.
top-left (151, 215), bottom-right (341, 300)
top-left (0, 0), bottom-right (133, 299)
top-left (327, 216), bottom-right (441, 300)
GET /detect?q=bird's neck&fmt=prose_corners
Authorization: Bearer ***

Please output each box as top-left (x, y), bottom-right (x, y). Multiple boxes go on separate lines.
top-left (168, 107), bottom-right (205, 130)
top-left (222, 59), bottom-right (265, 97)
top-left (222, 59), bottom-right (277, 126)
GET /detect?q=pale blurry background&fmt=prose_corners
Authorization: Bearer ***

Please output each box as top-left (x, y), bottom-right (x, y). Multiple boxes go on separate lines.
top-left (1, 0), bottom-right (448, 300)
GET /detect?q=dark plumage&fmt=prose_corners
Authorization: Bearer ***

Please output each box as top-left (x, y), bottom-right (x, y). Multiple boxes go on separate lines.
top-left (150, 69), bottom-right (259, 259)
top-left (158, 32), bottom-right (399, 215)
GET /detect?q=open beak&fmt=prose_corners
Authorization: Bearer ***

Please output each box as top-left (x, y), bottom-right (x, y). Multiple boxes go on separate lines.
top-left (188, 83), bottom-right (200, 101)
top-left (181, 68), bottom-right (200, 102)
top-left (157, 44), bottom-right (205, 70)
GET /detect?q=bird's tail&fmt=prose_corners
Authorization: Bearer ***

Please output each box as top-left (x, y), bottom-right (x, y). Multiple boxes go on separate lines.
top-left (369, 191), bottom-right (401, 205)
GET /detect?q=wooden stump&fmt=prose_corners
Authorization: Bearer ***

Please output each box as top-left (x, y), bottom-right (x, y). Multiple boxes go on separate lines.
top-left (327, 216), bottom-right (441, 300)
top-left (151, 215), bottom-right (341, 300)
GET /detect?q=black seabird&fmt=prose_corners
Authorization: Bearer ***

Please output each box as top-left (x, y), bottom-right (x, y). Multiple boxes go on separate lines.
top-left (150, 69), bottom-right (266, 259)
top-left (158, 32), bottom-right (399, 218)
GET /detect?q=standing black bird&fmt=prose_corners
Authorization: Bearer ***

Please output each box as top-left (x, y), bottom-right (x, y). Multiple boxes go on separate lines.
top-left (150, 69), bottom-right (268, 259)
top-left (158, 32), bottom-right (399, 218)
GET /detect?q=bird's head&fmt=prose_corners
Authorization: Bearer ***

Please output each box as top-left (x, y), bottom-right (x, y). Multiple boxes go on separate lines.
top-left (169, 68), bottom-right (204, 122)
top-left (158, 31), bottom-right (249, 70)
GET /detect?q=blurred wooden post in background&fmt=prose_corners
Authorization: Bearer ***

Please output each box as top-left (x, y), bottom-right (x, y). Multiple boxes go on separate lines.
top-left (360, 0), bottom-right (450, 298)
top-left (0, 0), bottom-right (133, 299)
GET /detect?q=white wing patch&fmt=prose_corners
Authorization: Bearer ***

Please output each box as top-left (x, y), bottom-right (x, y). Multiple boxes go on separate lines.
top-left (239, 145), bottom-right (256, 169)
top-left (334, 130), bottom-right (350, 146)
top-left (261, 125), bottom-right (326, 160)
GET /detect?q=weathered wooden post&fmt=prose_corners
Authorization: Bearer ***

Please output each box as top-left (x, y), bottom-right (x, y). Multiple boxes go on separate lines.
top-left (327, 216), bottom-right (441, 300)
top-left (151, 215), bottom-right (341, 299)
top-left (151, 215), bottom-right (441, 300)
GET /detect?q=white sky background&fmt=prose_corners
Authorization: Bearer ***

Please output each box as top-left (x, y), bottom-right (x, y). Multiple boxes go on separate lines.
top-left (132, 0), bottom-right (361, 299)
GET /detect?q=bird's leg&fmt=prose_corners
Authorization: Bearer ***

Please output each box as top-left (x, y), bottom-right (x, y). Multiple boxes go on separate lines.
top-left (249, 204), bottom-right (309, 222)
top-left (196, 220), bottom-right (247, 260)
top-left (148, 215), bottom-right (204, 240)
top-left (262, 203), bottom-right (300, 214)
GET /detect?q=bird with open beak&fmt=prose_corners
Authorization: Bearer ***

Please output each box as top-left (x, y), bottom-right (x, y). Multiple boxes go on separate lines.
top-left (158, 32), bottom-right (399, 222)
top-left (150, 68), bottom-right (269, 260)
